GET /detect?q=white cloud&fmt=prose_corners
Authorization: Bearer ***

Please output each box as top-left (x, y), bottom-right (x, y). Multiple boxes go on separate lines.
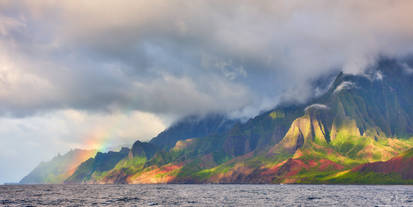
top-left (401, 63), bottom-right (413, 75)
top-left (304, 104), bottom-right (329, 112)
top-left (334, 81), bottom-right (356, 94)
top-left (0, 52), bottom-right (60, 114)
top-left (374, 71), bottom-right (384, 81)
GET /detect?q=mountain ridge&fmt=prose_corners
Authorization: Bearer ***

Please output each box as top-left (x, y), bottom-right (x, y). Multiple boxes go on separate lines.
top-left (20, 149), bottom-right (97, 184)
top-left (21, 58), bottom-right (413, 184)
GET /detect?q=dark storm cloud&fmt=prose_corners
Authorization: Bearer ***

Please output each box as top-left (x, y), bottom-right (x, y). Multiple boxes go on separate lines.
top-left (1, 0), bottom-right (413, 118)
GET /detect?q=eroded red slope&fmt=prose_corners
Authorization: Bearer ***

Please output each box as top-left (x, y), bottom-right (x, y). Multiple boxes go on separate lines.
top-left (352, 150), bottom-right (413, 179)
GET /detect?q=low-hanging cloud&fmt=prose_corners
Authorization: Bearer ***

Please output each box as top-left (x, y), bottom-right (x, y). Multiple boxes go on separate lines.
top-left (334, 81), bottom-right (356, 94)
top-left (304, 104), bottom-right (329, 112)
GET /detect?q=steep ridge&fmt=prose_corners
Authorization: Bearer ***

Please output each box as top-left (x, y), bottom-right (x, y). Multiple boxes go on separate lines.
top-left (149, 114), bottom-right (238, 150)
top-left (171, 59), bottom-right (413, 184)
top-left (62, 114), bottom-right (239, 184)
top-left (273, 59), bottom-right (413, 156)
top-left (25, 58), bottom-right (413, 184)
top-left (65, 148), bottom-right (129, 184)
top-left (221, 105), bottom-right (304, 157)
top-left (203, 59), bottom-right (413, 184)
top-left (129, 141), bottom-right (157, 159)
top-left (20, 149), bottom-right (97, 184)
top-left (64, 107), bottom-right (305, 184)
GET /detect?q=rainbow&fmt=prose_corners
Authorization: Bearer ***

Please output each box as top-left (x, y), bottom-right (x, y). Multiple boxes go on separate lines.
top-left (62, 123), bottom-right (121, 179)
top-left (83, 128), bottom-right (113, 152)
top-left (65, 149), bottom-right (98, 178)
top-left (61, 113), bottom-right (133, 177)
top-left (80, 112), bottom-right (131, 153)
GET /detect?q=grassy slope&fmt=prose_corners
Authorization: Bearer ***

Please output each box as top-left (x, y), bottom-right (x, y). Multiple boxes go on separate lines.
top-left (322, 148), bottom-right (413, 184)
top-left (191, 138), bottom-right (413, 184)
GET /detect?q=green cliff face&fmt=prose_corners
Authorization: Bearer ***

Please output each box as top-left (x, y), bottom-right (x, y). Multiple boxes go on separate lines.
top-left (23, 58), bottom-right (413, 184)
top-left (64, 148), bottom-right (129, 184)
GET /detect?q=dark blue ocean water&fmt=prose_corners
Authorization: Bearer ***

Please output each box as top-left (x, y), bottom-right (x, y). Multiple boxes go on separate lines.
top-left (0, 184), bottom-right (412, 206)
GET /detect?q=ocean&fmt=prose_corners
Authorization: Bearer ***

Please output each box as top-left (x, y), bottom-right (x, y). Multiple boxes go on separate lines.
top-left (0, 184), bottom-right (412, 206)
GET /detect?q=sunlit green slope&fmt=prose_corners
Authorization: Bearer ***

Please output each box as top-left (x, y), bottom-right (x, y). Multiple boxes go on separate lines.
top-left (25, 58), bottom-right (413, 184)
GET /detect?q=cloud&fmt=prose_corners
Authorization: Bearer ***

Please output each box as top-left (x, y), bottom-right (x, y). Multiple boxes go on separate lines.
top-left (304, 104), bottom-right (329, 112)
top-left (401, 63), bottom-right (413, 75)
top-left (0, 0), bottom-right (413, 117)
top-left (334, 81), bottom-right (356, 94)
top-left (374, 71), bottom-right (384, 81)
top-left (130, 74), bottom-right (252, 116)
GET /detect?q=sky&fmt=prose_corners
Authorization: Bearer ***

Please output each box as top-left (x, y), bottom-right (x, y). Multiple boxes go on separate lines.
top-left (1, 0), bottom-right (413, 183)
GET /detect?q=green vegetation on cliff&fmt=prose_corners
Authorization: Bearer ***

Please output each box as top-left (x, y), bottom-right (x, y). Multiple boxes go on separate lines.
top-left (22, 58), bottom-right (413, 185)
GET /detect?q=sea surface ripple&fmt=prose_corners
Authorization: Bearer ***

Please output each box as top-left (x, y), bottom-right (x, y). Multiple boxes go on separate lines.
top-left (0, 184), bottom-right (412, 206)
